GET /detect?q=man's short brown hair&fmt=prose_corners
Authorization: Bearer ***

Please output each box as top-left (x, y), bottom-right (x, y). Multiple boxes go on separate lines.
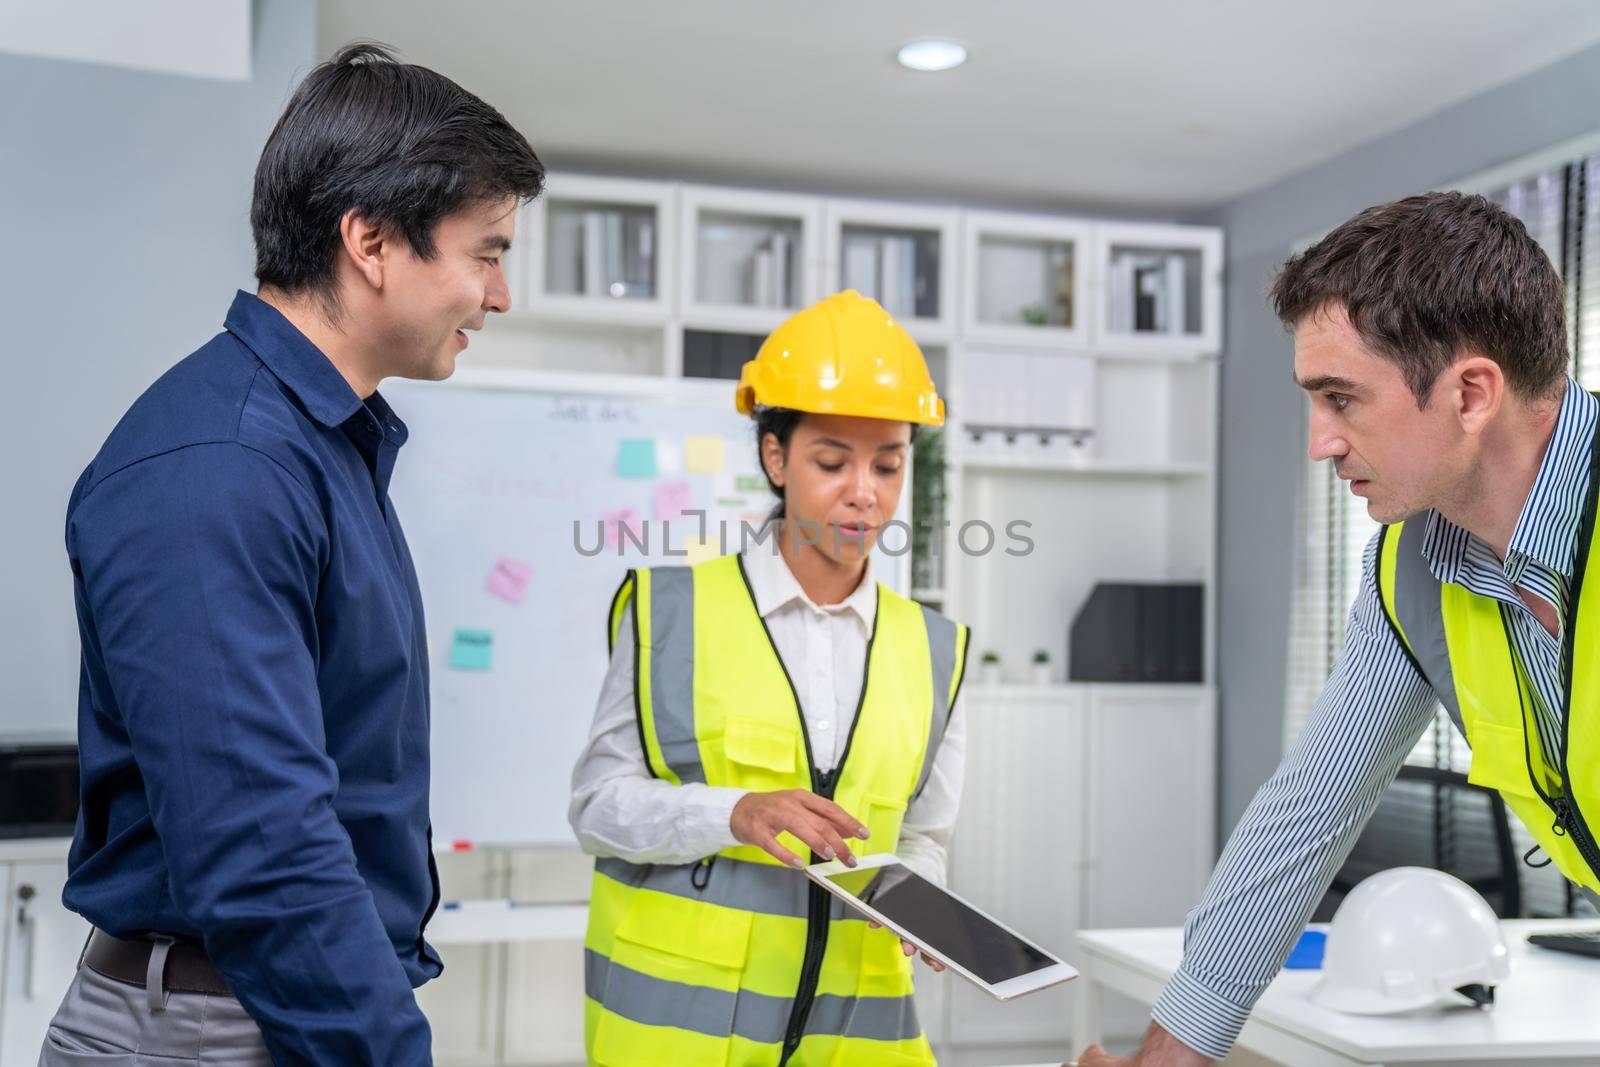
top-left (1271, 191), bottom-right (1567, 403)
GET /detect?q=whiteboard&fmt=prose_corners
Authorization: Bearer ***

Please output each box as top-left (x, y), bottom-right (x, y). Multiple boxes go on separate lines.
top-left (385, 367), bottom-right (910, 847)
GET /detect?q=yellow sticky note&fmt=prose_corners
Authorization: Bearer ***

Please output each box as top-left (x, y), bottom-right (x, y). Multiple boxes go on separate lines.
top-left (685, 435), bottom-right (725, 474)
top-left (683, 537), bottom-right (718, 565)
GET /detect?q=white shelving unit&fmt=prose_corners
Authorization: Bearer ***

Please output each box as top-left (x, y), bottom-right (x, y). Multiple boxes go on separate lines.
top-left (520, 173), bottom-right (676, 325)
top-left (407, 172), bottom-right (1224, 1066)
top-left (1091, 221), bottom-right (1224, 358)
top-left (487, 174), bottom-right (681, 379)
top-left (679, 183), bottom-right (822, 334)
top-left (962, 210), bottom-right (1092, 348)
top-left (822, 197), bottom-right (959, 342)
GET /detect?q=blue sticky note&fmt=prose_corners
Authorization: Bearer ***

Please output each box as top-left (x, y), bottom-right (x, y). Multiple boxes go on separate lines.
top-left (1284, 929), bottom-right (1326, 970)
top-left (617, 439), bottom-right (657, 478)
top-left (450, 628), bottom-right (493, 671)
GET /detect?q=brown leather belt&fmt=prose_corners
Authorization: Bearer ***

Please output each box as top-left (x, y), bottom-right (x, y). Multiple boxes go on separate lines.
top-left (83, 928), bottom-right (232, 996)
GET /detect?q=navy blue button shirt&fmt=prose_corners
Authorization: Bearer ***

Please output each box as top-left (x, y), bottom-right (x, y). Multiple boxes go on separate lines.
top-left (65, 291), bottom-right (440, 1065)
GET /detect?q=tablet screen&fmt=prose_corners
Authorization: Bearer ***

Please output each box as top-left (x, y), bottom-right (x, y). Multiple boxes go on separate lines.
top-left (817, 861), bottom-right (1055, 984)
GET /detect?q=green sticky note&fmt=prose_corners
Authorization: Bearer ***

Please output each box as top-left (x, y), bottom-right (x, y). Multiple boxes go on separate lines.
top-left (735, 474), bottom-right (767, 494)
top-left (617, 439), bottom-right (657, 478)
top-left (450, 628), bottom-right (493, 671)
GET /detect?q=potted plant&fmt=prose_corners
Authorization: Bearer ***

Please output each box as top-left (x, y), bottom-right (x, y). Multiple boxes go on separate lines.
top-left (1031, 649), bottom-right (1053, 685)
top-left (979, 650), bottom-right (1002, 686)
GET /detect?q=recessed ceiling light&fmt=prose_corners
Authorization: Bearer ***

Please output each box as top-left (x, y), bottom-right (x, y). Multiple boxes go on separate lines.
top-left (897, 39), bottom-right (966, 73)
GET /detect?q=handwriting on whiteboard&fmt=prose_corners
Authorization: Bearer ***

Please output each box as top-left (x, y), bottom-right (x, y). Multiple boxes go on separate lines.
top-left (547, 398), bottom-right (640, 424)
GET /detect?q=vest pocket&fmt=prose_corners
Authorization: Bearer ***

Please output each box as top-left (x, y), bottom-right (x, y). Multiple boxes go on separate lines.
top-left (858, 920), bottom-right (914, 978)
top-left (593, 899), bottom-right (755, 1065)
top-left (825, 1033), bottom-right (933, 1066)
top-left (612, 891), bottom-right (755, 972)
top-left (726, 718), bottom-right (800, 779)
top-left (864, 793), bottom-right (910, 852)
top-left (1464, 720), bottom-right (1539, 797)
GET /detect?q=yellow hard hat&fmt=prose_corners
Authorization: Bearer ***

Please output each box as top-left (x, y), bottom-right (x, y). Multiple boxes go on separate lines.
top-left (734, 291), bottom-right (945, 425)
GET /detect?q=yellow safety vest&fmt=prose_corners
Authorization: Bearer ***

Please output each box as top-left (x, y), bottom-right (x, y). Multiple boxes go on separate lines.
top-left (1377, 478), bottom-right (1600, 895)
top-left (584, 553), bottom-right (970, 1066)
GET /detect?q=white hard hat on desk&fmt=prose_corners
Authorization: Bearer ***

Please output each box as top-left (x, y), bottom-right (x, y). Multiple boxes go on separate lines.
top-left (1309, 865), bottom-right (1511, 1015)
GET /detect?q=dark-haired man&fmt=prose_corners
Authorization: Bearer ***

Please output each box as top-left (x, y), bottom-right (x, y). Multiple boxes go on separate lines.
top-left (40, 44), bottom-right (542, 1066)
top-left (1078, 191), bottom-right (1598, 1066)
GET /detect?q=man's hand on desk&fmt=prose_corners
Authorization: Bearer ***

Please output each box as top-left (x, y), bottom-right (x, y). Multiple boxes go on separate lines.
top-left (1071, 1022), bottom-right (1212, 1067)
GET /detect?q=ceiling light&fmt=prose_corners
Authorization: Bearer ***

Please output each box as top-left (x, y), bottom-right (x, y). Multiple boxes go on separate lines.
top-left (897, 39), bottom-right (966, 73)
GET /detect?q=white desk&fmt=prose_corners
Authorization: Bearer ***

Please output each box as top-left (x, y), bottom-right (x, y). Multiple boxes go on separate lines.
top-left (1073, 921), bottom-right (1600, 1066)
top-left (425, 901), bottom-right (587, 945)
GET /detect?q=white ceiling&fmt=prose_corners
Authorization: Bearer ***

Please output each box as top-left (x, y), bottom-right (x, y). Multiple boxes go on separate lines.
top-left (317, 1), bottom-right (1600, 213)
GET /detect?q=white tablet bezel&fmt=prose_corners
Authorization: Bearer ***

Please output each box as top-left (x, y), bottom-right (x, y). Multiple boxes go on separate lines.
top-left (804, 852), bottom-right (1078, 1000)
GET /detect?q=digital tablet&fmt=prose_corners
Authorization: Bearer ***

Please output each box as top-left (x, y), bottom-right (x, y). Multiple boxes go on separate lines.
top-left (804, 853), bottom-right (1077, 1000)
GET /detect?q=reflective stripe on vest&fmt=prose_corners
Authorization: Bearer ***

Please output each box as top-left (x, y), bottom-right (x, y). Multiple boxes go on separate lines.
top-left (1377, 518), bottom-right (1600, 894)
top-left (587, 553), bottom-right (968, 1066)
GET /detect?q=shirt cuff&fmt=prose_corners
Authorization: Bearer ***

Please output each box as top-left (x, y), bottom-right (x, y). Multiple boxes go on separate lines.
top-left (682, 785), bottom-right (750, 856)
top-left (1149, 961), bottom-right (1257, 1062)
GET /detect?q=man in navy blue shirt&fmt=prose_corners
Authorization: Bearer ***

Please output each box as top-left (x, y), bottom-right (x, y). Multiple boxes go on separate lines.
top-left (41, 44), bottom-right (542, 1066)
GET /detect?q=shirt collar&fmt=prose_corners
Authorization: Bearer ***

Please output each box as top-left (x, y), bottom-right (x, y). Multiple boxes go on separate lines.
top-left (224, 290), bottom-right (365, 429)
top-left (1505, 378), bottom-right (1597, 577)
top-left (1424, 376), bottom-right (1597, 582)
top-left (740, 528), bottom-right (878, 630)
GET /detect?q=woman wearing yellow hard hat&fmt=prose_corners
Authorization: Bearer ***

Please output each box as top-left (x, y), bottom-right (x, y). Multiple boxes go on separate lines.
top-left (572, 290), bottom-right (970, 1066)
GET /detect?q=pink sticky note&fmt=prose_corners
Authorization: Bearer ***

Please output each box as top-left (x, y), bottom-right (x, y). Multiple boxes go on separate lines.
top-left (485, 557), bottom-right (533, 603)
top-left (653, 480), bottom-right (695, 522)
top-left (603, 507), bottom-right (642, 550)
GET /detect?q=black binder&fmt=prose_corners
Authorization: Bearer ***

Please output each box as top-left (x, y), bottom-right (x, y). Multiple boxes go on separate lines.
top-left (1068, 582), bottom-right (1202, 683)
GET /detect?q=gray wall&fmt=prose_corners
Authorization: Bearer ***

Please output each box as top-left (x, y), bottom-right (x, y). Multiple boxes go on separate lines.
top-left (1203, 43), bottom-right (1600, 832)
top-left (0, 0), bottom-right (317, 737)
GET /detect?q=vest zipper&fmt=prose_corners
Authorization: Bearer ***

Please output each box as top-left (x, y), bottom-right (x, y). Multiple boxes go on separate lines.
top-left (1552, 421), bottom-right (1600, 888)
top-left (781, 765), bottom-right (839, 1066)
top-left (1512, 708), bottom-right (1600, 877)
top-left (1520, 412), bottom-right (1600, 889)
top-left (1508, 621), bottom-right (1600, 881)
top-left (1554, 788), bottom-right (1600, 878)
top-left (732, 555), bottom-right (880, 1066)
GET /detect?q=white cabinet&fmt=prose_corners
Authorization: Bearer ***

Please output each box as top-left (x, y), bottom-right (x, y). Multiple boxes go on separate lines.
top-left (962, 211), bottom-right (1092, 348)
top-left (418, 850), bottom-right (505, 1067)
top-left (1082, 686), bottom-right (1217, 1040)
top-left (945, 687), bottom-right (1088, 1052)
top-left (499, 850), bottom-right (591, 1066)
top-left (0, 851), bottom-right (87, 1066)
top-left (680, 184), bottom-right (822, 332)
top-left (1090, 222), bottom-right (1223, 357)
top-left (500, 939), bottom-right (586, 1065)
top-left (418, 848), bottom-right (592, 1067)
top-left (518, 174), bottom-right (677, 325)
top-left (1083, 686), bottom-right (1216, 927)
top-left (935, 684), bottom-right (1214, 1061)
top-left (822, 198), bottom-right (958, 342)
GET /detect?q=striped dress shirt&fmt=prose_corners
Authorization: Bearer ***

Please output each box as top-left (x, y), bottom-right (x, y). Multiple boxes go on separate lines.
top-left (1152, 378), bottom-right (1598, 1059)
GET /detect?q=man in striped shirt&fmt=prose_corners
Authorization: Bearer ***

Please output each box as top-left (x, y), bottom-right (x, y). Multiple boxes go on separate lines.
top-left (1078, 191), bottom-right (1584, 1065)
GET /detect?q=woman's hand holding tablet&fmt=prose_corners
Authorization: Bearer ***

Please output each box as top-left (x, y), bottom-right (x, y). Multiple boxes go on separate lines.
top-left (805, 852), bottom-right (1078, 1000)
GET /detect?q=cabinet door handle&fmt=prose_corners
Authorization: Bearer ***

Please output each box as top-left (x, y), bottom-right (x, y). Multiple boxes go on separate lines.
top-left (16, 882), bottom-right (37, 1000)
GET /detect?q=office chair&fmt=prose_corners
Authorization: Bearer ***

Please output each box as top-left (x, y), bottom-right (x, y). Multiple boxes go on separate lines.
top-left (1312, 764), bottom-right (1521, 921)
